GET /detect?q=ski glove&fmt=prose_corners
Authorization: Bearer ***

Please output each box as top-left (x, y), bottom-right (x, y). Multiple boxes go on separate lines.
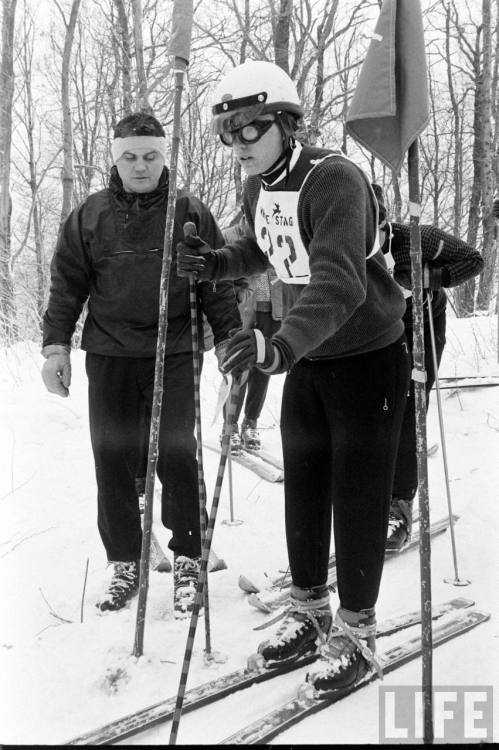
top-left (214, 338), bottom-right (231, 373)
top-left (176, 221), bottom-right (217, 280)
top-left (423, 265), bottom-right (450, 290)
top-left (221, 329), bottom-right (289, 377)
top-left (41, 344), bottom-right (71, 397)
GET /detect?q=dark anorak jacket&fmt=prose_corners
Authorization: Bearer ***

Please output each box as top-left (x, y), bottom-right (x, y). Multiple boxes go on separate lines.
top-left (43, 167), bottom-right (240, 356)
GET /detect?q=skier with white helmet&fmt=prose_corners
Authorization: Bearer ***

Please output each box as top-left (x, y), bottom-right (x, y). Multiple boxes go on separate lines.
top-left (177, 60), bottom-right (410, 693)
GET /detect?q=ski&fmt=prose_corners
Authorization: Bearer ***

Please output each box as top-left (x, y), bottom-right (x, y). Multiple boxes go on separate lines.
top-left (427, 442), bottom-right (439, 457)
top-left (149, 532), bottom-right (226, 573)
top-left (204, 439), bottom-right (284, 483)
top-left (438, 375), bottom-right (499, 389)
top-left (239, 511), bottom-right (423, 596)
top-left (221, 607), bottom-right (490, 745)
top-left (150, 530), bottom-right (172, 572)
top-left (244, 515), bottom-right (458, 614)
top-left (66, 598), bottom-right (473, 745)
top-left (242, 446), bottom-right (284, 472)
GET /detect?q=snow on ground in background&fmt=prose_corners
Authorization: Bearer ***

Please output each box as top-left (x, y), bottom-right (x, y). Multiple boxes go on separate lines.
top-left (0, 314), bottom-right (498, 745)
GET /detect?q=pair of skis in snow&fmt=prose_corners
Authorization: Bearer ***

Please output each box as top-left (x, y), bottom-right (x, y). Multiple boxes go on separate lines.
top-left (66, 597), bottom-right (488, 745)
top-left (148, 531), bottom-right (226, 574)
top-left (205, 441), bottom-right (442, 485)
top-left (238, 514), bottom-right (459, 618)
top-left (203, 439), bottom-right (284, 482)
top-left (203, 373), bottom-right (499, 486)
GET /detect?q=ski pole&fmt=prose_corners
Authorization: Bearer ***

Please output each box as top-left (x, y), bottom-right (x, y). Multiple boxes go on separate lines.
top-left (184, 222), bottom-right (213, 656)
top-left (222, 441), bottom-right (243, 526)
top-left (132, 0), bottom-right (193, 659)
top-left (408, 139), bottom-right (433, 744)
top-left (169, 373), bottom-right (245, 745)
top-left (427, 291), bottom-right (470, 586)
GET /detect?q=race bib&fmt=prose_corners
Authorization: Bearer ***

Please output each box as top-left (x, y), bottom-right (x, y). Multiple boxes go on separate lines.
top-left (254, 189), bottom-right (310, 284)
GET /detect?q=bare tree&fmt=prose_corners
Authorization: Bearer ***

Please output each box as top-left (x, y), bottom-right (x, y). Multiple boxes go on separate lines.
top-left (475, 0), bottom-right (496, 310)
top-left (0, 0), bottom-right (18, 343)
top-left (58, 0), bottom-right (83, 224)
top-left (113, 0), bottom-right (133, 114)
top-left (132, 0), bottom-right (152, 112)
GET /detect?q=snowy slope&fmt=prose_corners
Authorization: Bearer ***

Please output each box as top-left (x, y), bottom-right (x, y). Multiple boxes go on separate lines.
top-left (0, 314), bottom-right (498, 745)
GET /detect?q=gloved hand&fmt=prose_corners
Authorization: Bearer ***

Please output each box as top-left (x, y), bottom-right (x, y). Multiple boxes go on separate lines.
top-left (423, 265), bottom-right (446, 290)
top-left (214, 338), bottom-right (231, 373)
top-left (221, 329), bottom-right (288, 377)
top-left (176, 221), bottom-right (217, 279)
top-left (41, 344), bottom-right (71, 397)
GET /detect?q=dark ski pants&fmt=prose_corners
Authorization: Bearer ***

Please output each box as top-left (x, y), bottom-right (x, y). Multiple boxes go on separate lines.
top-left (281, 336), bottom-right (410, 612)
top-left (392, 310), bottom-right (446, 500)
top-left (86, 352), bottom-right (202, 562)
top-left (233, 310), bottom-right (281, 425)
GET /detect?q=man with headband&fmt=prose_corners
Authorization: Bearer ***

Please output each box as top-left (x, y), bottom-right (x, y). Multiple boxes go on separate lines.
top-left (41, 112), bottom-right (241, 616)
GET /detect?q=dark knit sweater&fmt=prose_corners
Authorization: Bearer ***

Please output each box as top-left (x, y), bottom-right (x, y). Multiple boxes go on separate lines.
top-left (211, 144), bottom-right (406, 365)
top-left (384, 222), bottom-right (484, 328)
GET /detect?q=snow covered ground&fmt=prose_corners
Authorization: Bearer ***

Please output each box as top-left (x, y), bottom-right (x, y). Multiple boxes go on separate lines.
top-left (1, 314), bottom-right (498, 745)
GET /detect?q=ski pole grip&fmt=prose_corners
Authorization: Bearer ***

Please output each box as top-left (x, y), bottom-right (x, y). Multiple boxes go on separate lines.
top-left (169, 0), bottom-right (194, 64)
top-left (183, 221), bottom-right (197, 239)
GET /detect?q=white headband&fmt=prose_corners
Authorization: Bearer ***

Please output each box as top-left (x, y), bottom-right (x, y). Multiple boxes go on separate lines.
top-left (111, 136), bottom-right (167, 164)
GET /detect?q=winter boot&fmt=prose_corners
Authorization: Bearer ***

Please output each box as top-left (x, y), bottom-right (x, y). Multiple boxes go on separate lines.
top-left (96, 561), bottom-right (139, 612)
top-left (219, 424), bottom-right (242, 455)
top-left (135, 476), bottom-right (146, 513)
top-left (135, 475), bottom-right (146, 498)
top-left (386, 497), bottom-right (413, 551)
top-left (174, 554), bottom-right (201, 618)
top-left (306, 606), bottom-right (380, 695)
top-left (257, 587), bottom-right (332, 666)
top-left (241, 418), bottom-right (261, 450)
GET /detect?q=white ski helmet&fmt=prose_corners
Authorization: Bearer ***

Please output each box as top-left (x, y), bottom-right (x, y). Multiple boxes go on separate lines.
top-left (212, 60), bottom-right (303, 134)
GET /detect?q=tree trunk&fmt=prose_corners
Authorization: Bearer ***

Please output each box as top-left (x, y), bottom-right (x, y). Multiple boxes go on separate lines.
top-left (0, 0), bottom-right (18, 343)
top-left (273, 0), bottom-right (292, 74)
top-left (60, 0), bottom-right (82, 225)
top-left (25, 77), bottom-right (45, 322)
top-left (445, 4), bottom-right (463, 239)
top-left (113, 0), bottom-right (133, 114)
top-left (476, 0), bottom-right (496, 311)
top-left (132, 0), bottom-right (152, 112)
top-left (459, 30), bottom-right (483, 315)
top-left (308, 1), bottom-right (339, 146)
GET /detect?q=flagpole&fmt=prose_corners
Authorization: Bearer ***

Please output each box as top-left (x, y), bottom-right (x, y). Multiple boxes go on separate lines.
top-left (408, 138), bottom-right (433, 744)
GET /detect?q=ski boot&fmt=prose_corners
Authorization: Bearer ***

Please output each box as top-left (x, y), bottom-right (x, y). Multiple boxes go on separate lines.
top-left (96, 561), bottom-right (139, 612)
top-left (135, 476), bottom-right (146, 513)
top-left (257, 586), bottom-right (332, 666)
top-left (241, 418), bottom-right (261, 450)
top-left (386, 497), bottom-right (413, 551)
top-left (220, 424), bottom-right (242, 455)
top-left (174, 554), bottom-right (201, 618)
top-left (306, 606), bottom-right (381, 695)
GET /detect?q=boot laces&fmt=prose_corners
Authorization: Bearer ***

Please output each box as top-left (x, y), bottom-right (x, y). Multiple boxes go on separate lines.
top-left (174, 556), bottom-right (200, 586)
top-left (316, 611), bottom-right (382, 678)
top-left (108, 562), bottom-right (138, 595)
top-left (267, 598), bottom-right (330, 648)
top-left (388, 512), bottom-right (405, 534)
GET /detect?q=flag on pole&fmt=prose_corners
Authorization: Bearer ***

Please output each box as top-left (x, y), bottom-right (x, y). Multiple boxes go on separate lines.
top-left (346, 0), bottom-right (429, 173)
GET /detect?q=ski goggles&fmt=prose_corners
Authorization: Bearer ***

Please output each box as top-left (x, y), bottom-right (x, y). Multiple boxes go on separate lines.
top-left (219, 118), bottom-right (275, 147)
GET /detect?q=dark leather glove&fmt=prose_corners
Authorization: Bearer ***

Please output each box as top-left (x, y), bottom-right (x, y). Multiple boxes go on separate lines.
top-left (214, 339), bottom-right (231, 373)
top-left (41, 344), bottom-right (71, 397)
top-left (176, 221), bottom-right (217, 279)
top-left (423, 265), bottom-right (449, 290)
top-left (221, 329), bottom-right (288, 377)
